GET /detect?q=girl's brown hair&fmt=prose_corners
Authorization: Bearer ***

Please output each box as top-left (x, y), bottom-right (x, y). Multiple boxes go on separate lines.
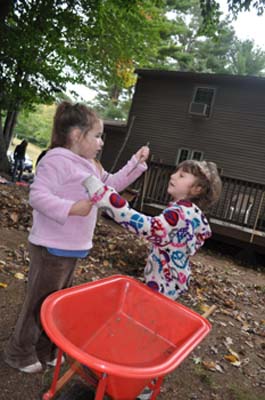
top-left (176, 160), bottom-right (222, 211)
top-left (50, 101), bottom-right (100, 149)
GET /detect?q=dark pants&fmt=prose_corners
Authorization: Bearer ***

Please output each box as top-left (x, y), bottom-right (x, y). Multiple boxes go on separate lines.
top-left (4, 243), bottom-right (77, 369)
top-left (12, 158), bottom-right (24, 181)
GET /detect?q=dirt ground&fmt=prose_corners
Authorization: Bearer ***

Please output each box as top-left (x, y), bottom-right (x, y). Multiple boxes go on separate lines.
top-left (0, 184), bottom-right (264, 400)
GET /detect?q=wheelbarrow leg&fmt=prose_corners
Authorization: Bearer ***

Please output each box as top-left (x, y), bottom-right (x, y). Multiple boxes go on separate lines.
top-left (150, 376), bottom-right (164, 400)
top-left (42, 349), bottom-right (64, 400)
top-left (94, 373), bottom-right (108, 400)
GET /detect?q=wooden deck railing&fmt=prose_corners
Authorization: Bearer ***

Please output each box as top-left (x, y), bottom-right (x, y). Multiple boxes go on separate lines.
top-left (132, 160), bottom-right (265, 234)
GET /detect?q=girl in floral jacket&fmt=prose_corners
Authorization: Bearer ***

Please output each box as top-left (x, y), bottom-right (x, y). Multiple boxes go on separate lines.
top-left (84, 160), bottom-right (222, 301)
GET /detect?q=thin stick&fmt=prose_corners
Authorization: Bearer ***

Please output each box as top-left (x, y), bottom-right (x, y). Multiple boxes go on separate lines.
top-left (54, 362), bottom-right (80, 392)
top-left (103, 115), bottom-right (136, 182)
top-left (140, 160), bottom-right (151, 211)
top-left (202, 305), bottom-right (217, 319)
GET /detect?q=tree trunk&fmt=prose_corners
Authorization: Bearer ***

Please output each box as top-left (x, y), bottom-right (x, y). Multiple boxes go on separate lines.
top-left (110, 85), bottom-right (121, 104)
top-left (3, 109), bottom-right (18, 149)
top-left (0, 117), bottom-right (10, 173)
top-left (0, 108), bottom-right (18, 173)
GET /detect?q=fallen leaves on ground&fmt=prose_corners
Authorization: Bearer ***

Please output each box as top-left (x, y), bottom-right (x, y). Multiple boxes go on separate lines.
top-left (0, 183), bottom-right (264, 398)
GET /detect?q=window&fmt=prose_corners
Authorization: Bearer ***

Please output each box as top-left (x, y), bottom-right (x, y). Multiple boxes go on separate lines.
top-left (189, 86), bottom-right (215, 117)
top-left (176, 148), bottom-right (191, 164)
top-left (191, 150), bottom-right (204, 161)
top-left (176, 148), bottom-right (204, 164)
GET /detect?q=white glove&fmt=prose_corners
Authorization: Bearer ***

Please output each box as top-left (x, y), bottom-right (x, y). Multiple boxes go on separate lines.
top-left (83, 175), bottom-right (105, 197)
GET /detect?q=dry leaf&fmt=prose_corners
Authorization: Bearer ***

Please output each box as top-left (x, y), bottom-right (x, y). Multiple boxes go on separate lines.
top-left (0, 282), bottom-right (8, 288)
top-left (10, 211), bottom-right (19, 223)
top-left (224, 353), bottom-right (241, 367)
top-left (215, 364), bottom-right (224, 373)
top-left (199, 303), bottom-right (210, 313)
top-left (210, 346), bottom-right (218, 354)
top-left (14, 272), bottom-right (25, 280)
top-left (242, 322), bottom-right (252, 332)
top-left (202, 360), bottom-right (217, 371)
top-left (245, 341), bottom-right (254, 348)
top-left (224, 337), bottom-right (233, 346)
top-left (202, 360), bottom-right (223, 372)
top-left (196, 288), bottom-right (205, 297)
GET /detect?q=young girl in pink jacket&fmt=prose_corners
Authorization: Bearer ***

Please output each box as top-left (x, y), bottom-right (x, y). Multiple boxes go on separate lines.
top-left (4, 101), bottom-right (149, 374)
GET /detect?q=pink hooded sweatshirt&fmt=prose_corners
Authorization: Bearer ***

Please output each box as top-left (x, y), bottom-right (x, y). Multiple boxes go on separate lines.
top-left (28, 147), bottom-right (147, 251)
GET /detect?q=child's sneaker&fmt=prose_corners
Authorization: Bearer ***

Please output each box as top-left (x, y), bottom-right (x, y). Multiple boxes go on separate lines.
top-left (19, 361), bottom-right (43, 373)
top-left (46, 355), bottom-right (65, 367)
top-left (136, 387), bottom-right (152, 400)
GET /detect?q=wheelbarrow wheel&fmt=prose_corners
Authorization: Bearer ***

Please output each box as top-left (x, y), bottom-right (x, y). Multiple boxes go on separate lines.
top-left (55, 381), bottom-right (110, 400)
top-left (55, 382), bottom-right (95, 400)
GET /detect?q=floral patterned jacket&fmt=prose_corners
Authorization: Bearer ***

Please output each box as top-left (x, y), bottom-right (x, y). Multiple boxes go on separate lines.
top-left (91, 185), bottom-right (212, 300)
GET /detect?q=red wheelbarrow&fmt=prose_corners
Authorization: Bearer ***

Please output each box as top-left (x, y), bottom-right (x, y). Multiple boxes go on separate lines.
top-left (41, 275), bottom-right (211, 400)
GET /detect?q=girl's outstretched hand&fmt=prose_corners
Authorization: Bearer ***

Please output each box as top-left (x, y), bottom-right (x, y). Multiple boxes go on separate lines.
top-left (135, 145), bottom-right (150, 163)
top-left (69, 199), bottom-right (93, 216)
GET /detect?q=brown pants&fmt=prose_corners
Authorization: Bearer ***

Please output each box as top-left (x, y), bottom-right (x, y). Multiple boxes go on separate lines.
top-left (4, 243), bottom-right (77, 369)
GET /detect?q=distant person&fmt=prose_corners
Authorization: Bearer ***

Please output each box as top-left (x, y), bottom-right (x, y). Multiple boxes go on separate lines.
top-left (4, 101), bottom-right (149, 374)
top-left (12, 139), bottom-right (28, 182)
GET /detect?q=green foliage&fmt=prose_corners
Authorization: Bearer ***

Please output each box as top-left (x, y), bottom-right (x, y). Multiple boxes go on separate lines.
top-left (199, 0), bottom-right (222, 36)
top-left (86, 0), bottom-right (167, 98)
top-left (0, 0), bottom-right (161, 117)
top-left (1, 0), bottom-right (265, 154)
top-left (91, 91), bottom-right (132, 121)
top-left (0, 0), bottom-right (166, 165)
top-left (15, 104), bottom-right (55, 147)
top-left (227, 0), bottom-right (265, 15)
top-left (81, 0), bottom-right (265, 119)
top-left (200, 0), bottom-right (265, 34)
top-left (226, 39), bottom-right (265, 75)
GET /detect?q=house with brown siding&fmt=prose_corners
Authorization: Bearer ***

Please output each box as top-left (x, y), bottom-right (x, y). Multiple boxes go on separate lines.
top-left (101, 69), bottom-right (265, 251)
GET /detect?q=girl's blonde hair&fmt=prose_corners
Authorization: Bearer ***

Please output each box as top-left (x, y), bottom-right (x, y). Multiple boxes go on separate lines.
top-left (50, 101), bottom-right (100, 148)
top-left (176, 160), bottom-right (222, 210)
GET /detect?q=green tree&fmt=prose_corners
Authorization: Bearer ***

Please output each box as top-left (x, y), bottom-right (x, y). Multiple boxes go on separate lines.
top-left (1, 0), bottom-right (264, 173)
top-left (199, 0), bottom-right (265, 34)
top-left (226, 39), bottom-right (265, 75)
top-left (15, 104), bottom-right (56, 147)
top-left (152, 3), bottom-right (236, 72)
top-left (148, 2), bottom-right (265, 75)
top-left (89, 1), bottom-right (200, 121)
top-left (89, 1), bottom-right (237, 116)
top-left (0, 0), bottom-right (162, 171)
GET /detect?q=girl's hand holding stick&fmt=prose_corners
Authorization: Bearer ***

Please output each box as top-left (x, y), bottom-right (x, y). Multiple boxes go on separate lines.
top-left (127, 141), bottom-right (150, 176)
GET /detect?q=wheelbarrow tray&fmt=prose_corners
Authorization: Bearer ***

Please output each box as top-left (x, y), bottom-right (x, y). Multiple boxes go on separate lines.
top-left (41, 275), bottom-right (211, 399)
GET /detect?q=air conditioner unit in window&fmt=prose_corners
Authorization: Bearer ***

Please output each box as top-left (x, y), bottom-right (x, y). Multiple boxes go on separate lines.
top-left (189, 102), bottom-right (208, 116)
